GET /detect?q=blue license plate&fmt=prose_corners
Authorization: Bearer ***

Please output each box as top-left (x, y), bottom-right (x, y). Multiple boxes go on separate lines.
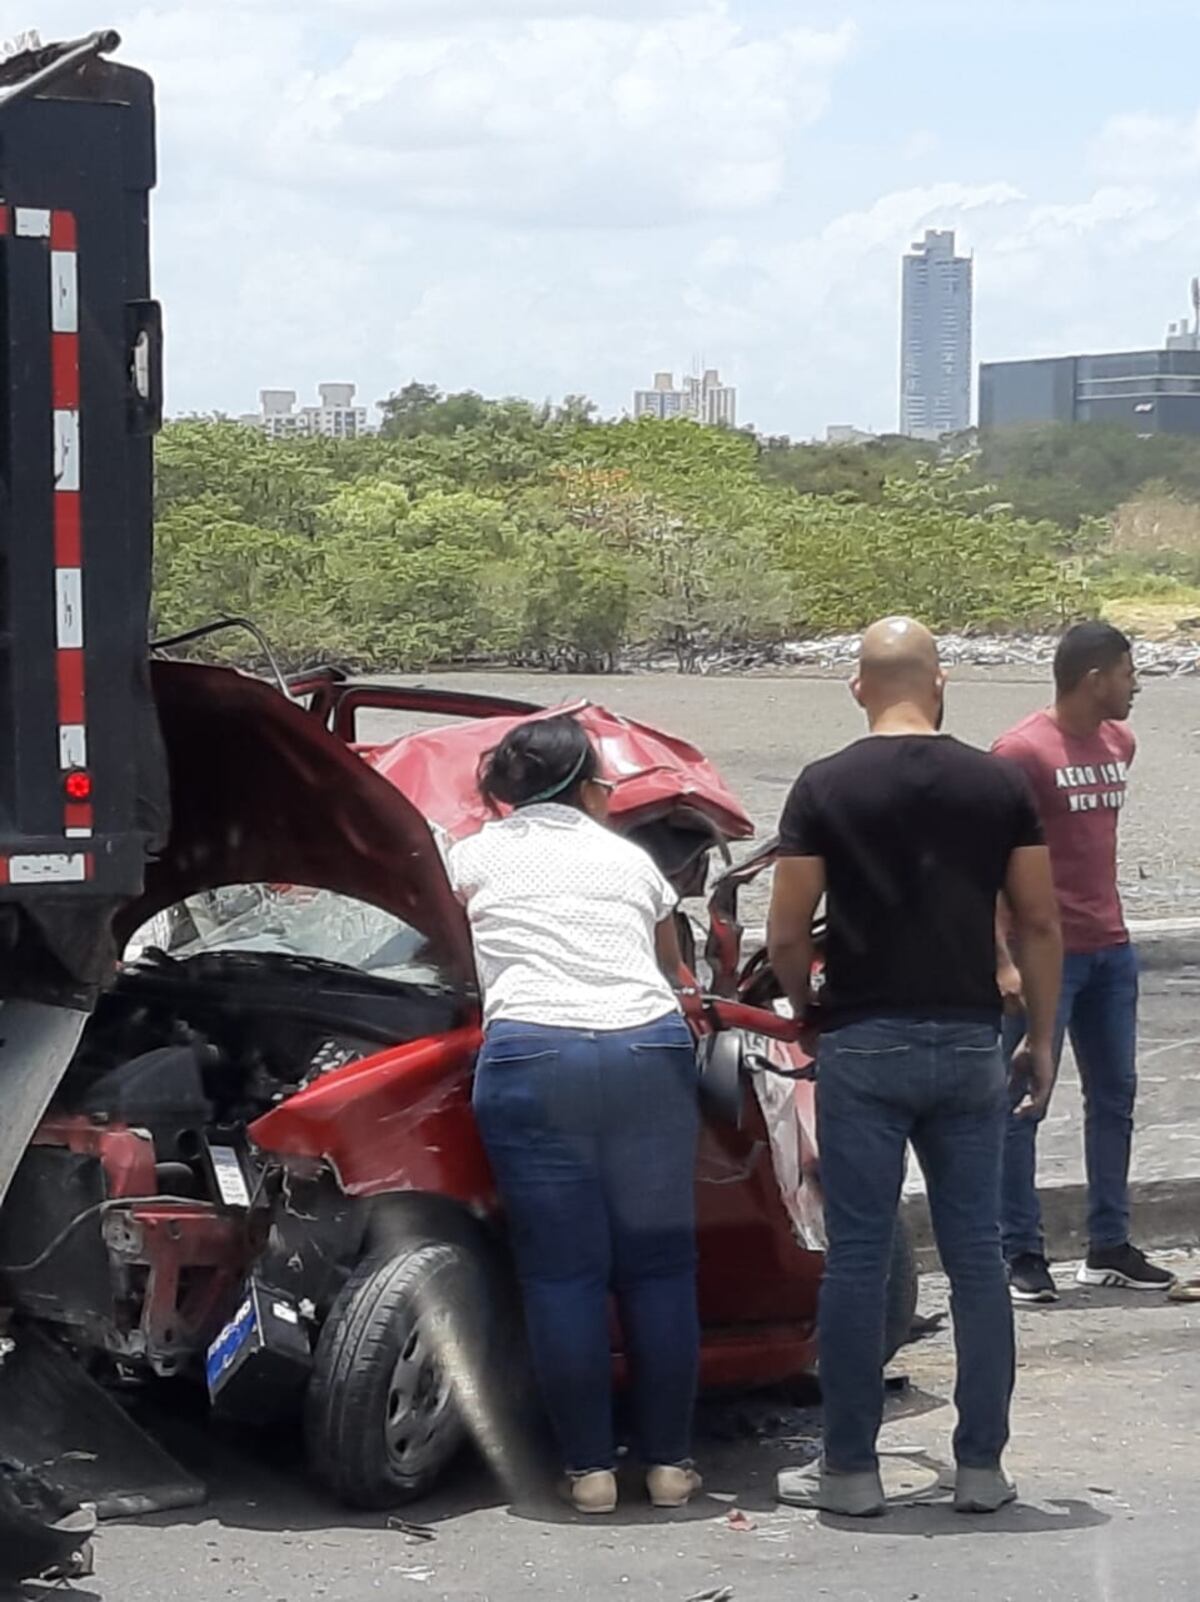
top-left (206, 1289), bottom-right (257, 1396)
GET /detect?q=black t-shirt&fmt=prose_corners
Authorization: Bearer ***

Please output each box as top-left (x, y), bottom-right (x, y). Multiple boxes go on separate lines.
top-left (778, 734), bottom-right (1044, 1029)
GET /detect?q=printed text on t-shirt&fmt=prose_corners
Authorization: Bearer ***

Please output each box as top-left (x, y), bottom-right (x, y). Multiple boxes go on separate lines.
top-left (1056, 761), bottom-right (1128, 813)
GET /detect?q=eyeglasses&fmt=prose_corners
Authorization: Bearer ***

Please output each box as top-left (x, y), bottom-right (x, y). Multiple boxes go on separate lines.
top-left (589, 777), bottom-right (616, 794)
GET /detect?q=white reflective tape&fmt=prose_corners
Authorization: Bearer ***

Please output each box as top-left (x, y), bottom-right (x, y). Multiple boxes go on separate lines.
top-left (65, 827), bottom-right (94, 839)
top-left (59, 724), bottom-right (87, 770)
top-left (9, 853), bottom-right (87, 885)
top-left (53, 410), bottom-right (80, 491)
top-left (56, 569), bottom-right (83, 648)
top-left (14, 207), bottom-right (50, 238)
top-left (51, 251), bottom-right (78, 333)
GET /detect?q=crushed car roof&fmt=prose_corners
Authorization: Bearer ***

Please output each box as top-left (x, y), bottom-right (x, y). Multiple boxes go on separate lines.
top-left (362, 698), bottom-right (755, 845)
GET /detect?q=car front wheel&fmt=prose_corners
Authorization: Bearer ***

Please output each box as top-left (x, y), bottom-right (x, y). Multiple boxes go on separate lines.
top-left (305, 1240), bottom-right (485, 1509)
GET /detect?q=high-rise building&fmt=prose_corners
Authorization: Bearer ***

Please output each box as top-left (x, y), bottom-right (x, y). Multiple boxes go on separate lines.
top-left (634, 372), bottom-right (686, 421)
top-left (980, 278), bottom-right (1200, 437)
top-left (241, 383), bottom-right (373, 440)
top-left (633, 368), bottom-right (737, 427)
top-left (899, 229), bottom-right (973, 440)
top-left (980, 350), bottom-right (1200, 437)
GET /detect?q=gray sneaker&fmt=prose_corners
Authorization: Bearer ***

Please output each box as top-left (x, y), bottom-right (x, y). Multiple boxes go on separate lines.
top-left (777, 1462), bottom-right (886, 1517)
top-left (954, 1466), bottom-right (1017, 1514)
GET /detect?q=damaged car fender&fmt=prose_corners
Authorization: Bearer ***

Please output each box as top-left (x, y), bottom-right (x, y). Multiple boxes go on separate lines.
top-left (249, 1025), bottom-right (492, 1211)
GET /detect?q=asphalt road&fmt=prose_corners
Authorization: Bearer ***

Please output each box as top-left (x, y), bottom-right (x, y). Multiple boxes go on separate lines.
top-left (69, 1254), bottom-right (1200, 1602)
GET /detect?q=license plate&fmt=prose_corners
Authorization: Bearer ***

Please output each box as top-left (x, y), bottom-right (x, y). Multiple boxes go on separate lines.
top-left (205, 1291), bottom-right (257, 1396)
top-left (208, 1143), bottom-right (251, 1209)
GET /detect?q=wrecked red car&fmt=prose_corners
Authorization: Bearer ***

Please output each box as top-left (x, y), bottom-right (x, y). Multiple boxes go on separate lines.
top-left (0, 663), bottom-right (917, 1510)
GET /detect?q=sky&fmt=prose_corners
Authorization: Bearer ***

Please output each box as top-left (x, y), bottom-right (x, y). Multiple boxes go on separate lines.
top-left (14, 0), bottom-right (1200, 436)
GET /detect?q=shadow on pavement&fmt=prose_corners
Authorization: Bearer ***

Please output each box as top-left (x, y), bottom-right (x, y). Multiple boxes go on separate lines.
top-left (96, 1360), bottom-right (1089, 1547)
top-left (818, 1494), bottom-right (1110, 1538)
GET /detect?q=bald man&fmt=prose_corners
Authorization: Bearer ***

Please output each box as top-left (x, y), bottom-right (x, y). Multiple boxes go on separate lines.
top-left (769, 617), bottom-right (1062, 1518)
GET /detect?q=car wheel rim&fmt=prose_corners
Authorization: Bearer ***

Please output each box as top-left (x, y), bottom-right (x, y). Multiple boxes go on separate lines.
top-left (384, 1321), bottom-right (455, 1475)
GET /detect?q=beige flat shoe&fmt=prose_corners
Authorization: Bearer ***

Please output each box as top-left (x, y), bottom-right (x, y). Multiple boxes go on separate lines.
top-left (560, 1470), bottom-right (618, 1514)
top-left (647, 1464), bottom-right (703, 1508)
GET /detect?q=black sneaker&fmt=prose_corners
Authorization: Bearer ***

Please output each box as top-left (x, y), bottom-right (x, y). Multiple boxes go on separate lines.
top-left (1076, 1244), bottom-right (1175, 1291)
top-left (1008, 1253), bottom-right (1059, 1304)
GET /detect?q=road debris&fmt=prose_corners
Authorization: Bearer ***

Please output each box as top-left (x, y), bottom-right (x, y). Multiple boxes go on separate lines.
top-left (686, 1587), bottom-right (734, 1602)
top-left (725, 1509), bottom-right (756, 1533)
top-left (387, 1517), bottom-right (437, 1542)
top-left (639, 634), bottom-right (1200, 678)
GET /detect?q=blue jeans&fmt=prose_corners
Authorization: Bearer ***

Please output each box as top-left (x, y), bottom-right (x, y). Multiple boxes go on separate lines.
top-left (817, 1018), bottom-right (1014, 1474)
top-left (1002, 941), bottom-right (1139, 1259)
top-left (472, 1012), bottom-right (700, 1474)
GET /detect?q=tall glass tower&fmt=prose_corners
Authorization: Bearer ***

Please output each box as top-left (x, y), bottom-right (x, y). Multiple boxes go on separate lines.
top-left (900, 229), bottom-right (973, 439)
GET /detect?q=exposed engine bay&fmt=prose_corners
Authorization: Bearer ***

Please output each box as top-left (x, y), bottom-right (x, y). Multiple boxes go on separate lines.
top-left (0, 887), bottom-right (468, 1380)
top-left (62, 949), bottom-right (464, 1161)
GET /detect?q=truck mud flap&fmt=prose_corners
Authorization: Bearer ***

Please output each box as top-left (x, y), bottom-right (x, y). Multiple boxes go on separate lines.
top-left (0, 1324), bottom-right (205, 1519)
top-left (0, 1000), bottom-right (90, 1210)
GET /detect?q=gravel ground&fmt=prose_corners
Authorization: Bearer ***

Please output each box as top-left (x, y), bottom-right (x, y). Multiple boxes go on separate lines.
top-left (358, 668), bottom-right (1200, 925)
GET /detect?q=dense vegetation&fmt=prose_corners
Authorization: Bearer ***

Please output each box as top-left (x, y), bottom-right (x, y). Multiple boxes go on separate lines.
top-left (154, 389), bottom-right (1200, 673)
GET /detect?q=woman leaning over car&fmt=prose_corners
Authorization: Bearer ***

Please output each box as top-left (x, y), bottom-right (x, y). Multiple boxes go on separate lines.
top-left (446, 714), bottom-right (701, 1516)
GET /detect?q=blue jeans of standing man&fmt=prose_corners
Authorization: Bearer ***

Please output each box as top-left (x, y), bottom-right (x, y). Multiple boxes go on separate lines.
top-left (472, 1012), bottom-right (700, 1475)
top-left (816, 1018), bottom-right (1014, 1474)
top-left (1002, 941), bottom-right (1139, 1259)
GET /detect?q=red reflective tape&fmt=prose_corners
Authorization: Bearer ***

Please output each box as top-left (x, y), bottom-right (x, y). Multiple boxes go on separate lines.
top-left (50, 210), bottom-right (76, 250)
top-left (84, 853), bottom-right (94, 881)
top-left (0, 208), bottom-right (9, 236)
top-left (57, 649), bottom-right (86, 724)
top-left (0, 857), bottom-right (8, 886)
top-left (52, 332), bottom-right (79, 409)
top-left (65, 802), bottom-right (94, 833)
top-left (54, 492), bottom-right (81, 567)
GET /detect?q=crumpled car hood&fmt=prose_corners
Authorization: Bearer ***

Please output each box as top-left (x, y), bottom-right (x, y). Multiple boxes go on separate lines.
top-left (116, 662), bottom-right (474, 981)
top-left (363, 698), bottom-right (754, 846)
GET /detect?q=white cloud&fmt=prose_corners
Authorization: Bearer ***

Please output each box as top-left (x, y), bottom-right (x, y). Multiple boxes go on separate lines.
top-left (252, 10), bottom-right (857, 224)
top-left (1094, 110), bottom-right (1200, 181)
top-left (20, 0), bottom-right (857, 418)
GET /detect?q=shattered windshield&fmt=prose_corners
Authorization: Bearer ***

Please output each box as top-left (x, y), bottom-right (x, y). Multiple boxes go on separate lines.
top-left (126, 885), bottom-right (445, 985)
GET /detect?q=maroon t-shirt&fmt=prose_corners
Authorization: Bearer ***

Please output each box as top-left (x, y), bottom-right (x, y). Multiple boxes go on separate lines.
top-left (992, 710), bottom-right (1135, 954)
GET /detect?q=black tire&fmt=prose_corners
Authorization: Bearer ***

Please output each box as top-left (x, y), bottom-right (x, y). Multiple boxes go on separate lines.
top-left (305, 1240), bottom-right (486, 1509)
top-left (883, 1216), bottom-right (919, 1365)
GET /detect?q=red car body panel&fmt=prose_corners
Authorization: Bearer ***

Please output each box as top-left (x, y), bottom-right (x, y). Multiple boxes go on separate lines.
top-left (250, 1028), bottom-right (493, 1208)
top-left (363, 697), bottom-right (754, 845)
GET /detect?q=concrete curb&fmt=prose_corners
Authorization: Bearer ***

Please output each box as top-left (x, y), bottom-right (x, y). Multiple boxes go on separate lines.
top-left (1129, 919), bottom-right (1200, 972)
top-left (903, 1177), bottom-right (1200, 1275)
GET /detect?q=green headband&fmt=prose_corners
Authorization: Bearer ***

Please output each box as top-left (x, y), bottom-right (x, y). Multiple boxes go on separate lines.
top-left (517, 749), bottom-right (589, 807)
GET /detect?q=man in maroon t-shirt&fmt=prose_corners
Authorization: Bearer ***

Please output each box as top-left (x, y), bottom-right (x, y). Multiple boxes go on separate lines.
top-left (994, 622), bottom-right (1173, 1302)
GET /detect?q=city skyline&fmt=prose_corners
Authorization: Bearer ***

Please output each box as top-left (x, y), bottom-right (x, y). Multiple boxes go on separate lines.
top-left (633, 368), bottom-right (737, 427)
top-left (240, 383), bottom-right (374, 440)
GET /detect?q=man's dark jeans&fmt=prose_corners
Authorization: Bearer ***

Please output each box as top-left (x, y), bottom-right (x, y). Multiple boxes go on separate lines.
top-left (1002, 941), bottom-right (1139, 1259)
top-left (472, 1012), bottom-right (700, 1474)
top-left (816, 1017), bottom-right (1014, 1474)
